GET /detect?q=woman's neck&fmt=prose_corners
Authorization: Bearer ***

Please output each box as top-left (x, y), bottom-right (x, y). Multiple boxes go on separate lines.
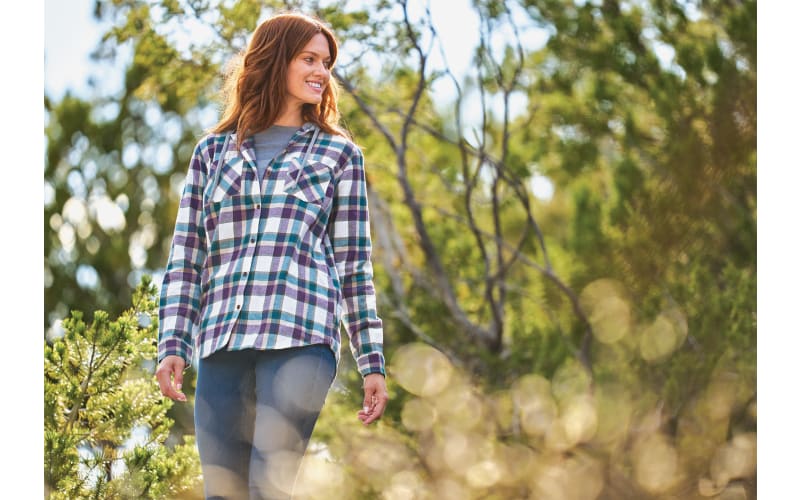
top-left (273, 106), bottom-right (303, 127)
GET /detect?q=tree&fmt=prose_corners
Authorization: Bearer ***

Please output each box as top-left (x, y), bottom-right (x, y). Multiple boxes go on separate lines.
top-left (44, 0), bottom-right (756, 497)
top-left (44, 277), bottom-right (201, 499)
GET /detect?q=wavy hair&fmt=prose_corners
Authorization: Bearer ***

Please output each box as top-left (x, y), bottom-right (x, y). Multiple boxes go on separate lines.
top-left (213, 12), bottom-right (348, 146)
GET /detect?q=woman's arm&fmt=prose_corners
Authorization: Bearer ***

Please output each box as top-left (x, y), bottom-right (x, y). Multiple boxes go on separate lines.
top-left (157, 138), bottom-right (211, 369)
top-left (328, 144), bottom-right (386, 377)
top-left (327, 143), bottom-right (388, 423)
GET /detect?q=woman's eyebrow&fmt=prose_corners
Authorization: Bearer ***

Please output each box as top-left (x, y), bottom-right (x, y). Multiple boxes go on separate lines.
top-left (299, 50), bottom-right (331, 60)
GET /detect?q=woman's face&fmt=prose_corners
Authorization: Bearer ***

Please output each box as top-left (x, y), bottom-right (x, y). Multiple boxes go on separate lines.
top-left (284, 33), bottom-right (332, 115)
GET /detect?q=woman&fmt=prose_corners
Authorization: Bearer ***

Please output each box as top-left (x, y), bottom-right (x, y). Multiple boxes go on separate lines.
top-left (155, 11), bottom-right (388, 499)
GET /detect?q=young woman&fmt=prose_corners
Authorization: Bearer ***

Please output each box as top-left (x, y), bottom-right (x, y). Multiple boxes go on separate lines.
top-left (155, 12), bottom-right (388, 499)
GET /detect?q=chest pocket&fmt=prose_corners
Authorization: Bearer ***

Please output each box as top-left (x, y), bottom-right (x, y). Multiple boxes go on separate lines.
top-left (279, 158), bottom-right (333, 205)
top-left (205, 133), bottom-right (249, 204)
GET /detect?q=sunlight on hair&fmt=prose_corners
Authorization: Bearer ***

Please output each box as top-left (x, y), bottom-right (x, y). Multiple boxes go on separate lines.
top-left (580, 279), bottom-right (631, 344)
top-left (391, 342), bottom-right (454, 397)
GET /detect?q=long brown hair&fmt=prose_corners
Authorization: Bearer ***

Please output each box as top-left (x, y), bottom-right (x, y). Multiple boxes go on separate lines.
top-left (213, 12), bottom-right (348, 146)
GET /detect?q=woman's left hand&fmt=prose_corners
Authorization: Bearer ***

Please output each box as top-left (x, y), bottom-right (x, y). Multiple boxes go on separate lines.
top-left (358, 373), bottom-right (389, 425)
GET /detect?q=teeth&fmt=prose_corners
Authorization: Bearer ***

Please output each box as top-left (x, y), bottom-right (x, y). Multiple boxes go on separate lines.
top-left (307, 81), bottom-right (322, 89)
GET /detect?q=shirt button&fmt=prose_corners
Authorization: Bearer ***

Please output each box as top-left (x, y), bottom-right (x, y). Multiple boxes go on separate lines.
top-left (235, 304), bottom-right (241, 310)
top-left (250, 237), bottom-right (256, 243)
top-left (256, 204), bottom-right (261, 209)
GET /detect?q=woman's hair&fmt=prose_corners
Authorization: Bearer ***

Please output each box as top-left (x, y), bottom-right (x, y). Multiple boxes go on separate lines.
top-left (212, 12), bottom-right (348, 144)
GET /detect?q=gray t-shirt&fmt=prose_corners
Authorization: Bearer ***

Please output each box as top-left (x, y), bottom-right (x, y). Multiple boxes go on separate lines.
top-left (252, 125), bottom-right (298, 183)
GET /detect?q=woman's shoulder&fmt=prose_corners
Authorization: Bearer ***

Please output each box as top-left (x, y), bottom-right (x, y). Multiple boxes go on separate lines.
top-left (316, 128), bottom-right (362, 161)
top-left (192, 131), bottom-right (233, 160)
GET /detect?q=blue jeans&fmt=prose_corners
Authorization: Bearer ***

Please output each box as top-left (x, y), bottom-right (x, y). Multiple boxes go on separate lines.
top-left (194, 344), bottom-right (336, 500)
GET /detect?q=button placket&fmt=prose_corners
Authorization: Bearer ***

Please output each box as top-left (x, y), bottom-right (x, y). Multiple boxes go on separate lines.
top-left (232, 171), bottom-right (261, 321)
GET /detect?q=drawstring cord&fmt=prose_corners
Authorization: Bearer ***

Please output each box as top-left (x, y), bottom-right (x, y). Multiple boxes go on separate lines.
top-left (209, 133), bottom-right (232, 199)
top-left (301, 126), bottom-right (320, 165)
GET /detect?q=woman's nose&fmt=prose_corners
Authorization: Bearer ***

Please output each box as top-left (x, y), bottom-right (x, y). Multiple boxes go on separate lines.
top-left (313, 64), bottom-right (330, 77)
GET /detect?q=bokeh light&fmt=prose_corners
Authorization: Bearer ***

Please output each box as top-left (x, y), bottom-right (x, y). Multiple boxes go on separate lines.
top-left (633, 433), bottom-right (680, 494)
top-left (391, 342), bottom-right (454, 397)
top-left (400, 397), bottom-right (437, 432)
top-left (293, 454), bottom-right (348, 499)
top-left (512, 374), bottom-right (558, 437)
top-left (639, 312), bottom-right (686, 362)
top-left (580, 279), bottom-right (632, 344)
top-left (708, 432), bottom-right (756, 489)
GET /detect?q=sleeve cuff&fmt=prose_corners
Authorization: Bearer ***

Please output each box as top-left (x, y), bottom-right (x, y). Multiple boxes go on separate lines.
top-left (356, 351), bottom-right (385, 378)
top-left (158, 335), bottom-right (193, 366)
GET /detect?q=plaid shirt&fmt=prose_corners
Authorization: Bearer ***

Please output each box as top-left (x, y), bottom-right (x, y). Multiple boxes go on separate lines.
top-left (158, 123), bottom-right (385, 377)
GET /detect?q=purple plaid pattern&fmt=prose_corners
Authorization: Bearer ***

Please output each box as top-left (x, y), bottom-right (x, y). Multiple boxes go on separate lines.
top-left (158, 123), bottom-right (385, 377)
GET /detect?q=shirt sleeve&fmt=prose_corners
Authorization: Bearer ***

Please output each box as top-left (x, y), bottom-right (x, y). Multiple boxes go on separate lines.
top-left (157, 138), bottom-right (210, 366)
top-left (328, 144), bottom-right (386, 377)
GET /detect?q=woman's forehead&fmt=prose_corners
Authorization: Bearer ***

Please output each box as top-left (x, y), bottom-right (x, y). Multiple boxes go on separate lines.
top-left (298, 33), bottom-right (331, 57)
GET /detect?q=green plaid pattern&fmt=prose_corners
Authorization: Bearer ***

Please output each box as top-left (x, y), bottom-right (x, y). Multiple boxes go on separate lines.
top-left (158, 123), bottom-right (385, 377)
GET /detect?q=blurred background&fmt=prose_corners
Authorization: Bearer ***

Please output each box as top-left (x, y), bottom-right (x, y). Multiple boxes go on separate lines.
top-left (43, 0), bottom-right (757, 498)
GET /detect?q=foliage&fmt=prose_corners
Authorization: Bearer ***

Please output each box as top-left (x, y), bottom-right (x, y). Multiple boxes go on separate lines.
top-left (303, 341), bottom-right (756, 499)
top-left (44, 277), bottom-right (202, 499)
top-left (44, 0), bottom-right (755, 498)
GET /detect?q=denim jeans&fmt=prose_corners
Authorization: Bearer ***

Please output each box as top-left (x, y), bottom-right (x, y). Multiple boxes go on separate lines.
top-left (194, 344), bottom-right (336, 500)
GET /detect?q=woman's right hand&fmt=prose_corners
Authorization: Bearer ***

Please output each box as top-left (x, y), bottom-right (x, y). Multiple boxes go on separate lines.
top-left (156, 355), bottom-right (188, 402)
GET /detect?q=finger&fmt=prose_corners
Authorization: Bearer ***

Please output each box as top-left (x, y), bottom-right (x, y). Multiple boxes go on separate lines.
top-left (156, 362), bottom-right (186, 402)
top-left (156, 368), bottom-right (177, 399)
top-left (173, 368), bottom-right (184, 394)
top-left (361, 394), bottom-right (387, 425)
top-left (172, 367), bottom-right (187, 402)
top-left (362, 386), bottom-right (376, 415)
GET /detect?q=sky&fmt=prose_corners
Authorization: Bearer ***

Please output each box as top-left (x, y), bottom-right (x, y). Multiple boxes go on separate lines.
top-left (43, 0), bottom-right (555, 206)
top-left (25, 0), bottom-right (800, 497)
top-left (43, 0), bottom-right (488, 101)
top-left (44, 0), bottom-right (107, 100)
top-left (42, 0), bottom-right (550, 110)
